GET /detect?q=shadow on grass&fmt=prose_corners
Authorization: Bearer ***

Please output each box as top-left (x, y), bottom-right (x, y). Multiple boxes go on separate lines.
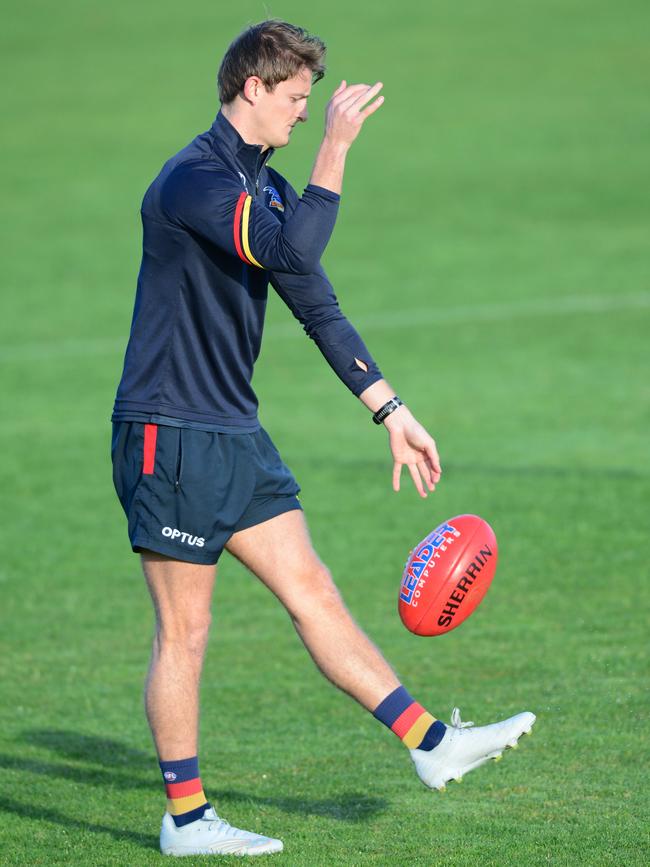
top-left (2, 729), bottom-right (387, 843)
top-left (0, 751), bottom-right (155, 790)
top-left (0, 730), bottom-right (157, 791)
top-left (24, 730), bottom-right (152, 767)
top-left (0, 796), bottom-right (158, 850)
top-left (213, 788), bottom-right (387, 823)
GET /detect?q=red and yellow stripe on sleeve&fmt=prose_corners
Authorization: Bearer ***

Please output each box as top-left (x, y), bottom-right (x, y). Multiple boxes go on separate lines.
top-left (233, 192), bottom-right (264, 268)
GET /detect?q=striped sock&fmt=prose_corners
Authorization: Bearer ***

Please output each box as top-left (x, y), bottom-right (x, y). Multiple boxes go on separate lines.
top-left (159, 756), bottom-right (210, 827)
top-left (373, 686), bottom-right (446, 751)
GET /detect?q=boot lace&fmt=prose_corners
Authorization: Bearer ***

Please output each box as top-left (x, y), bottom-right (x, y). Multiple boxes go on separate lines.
top-left (203, 814), bottom-right (232, 834)
top-left (450, 707), bottom-right (474, 728)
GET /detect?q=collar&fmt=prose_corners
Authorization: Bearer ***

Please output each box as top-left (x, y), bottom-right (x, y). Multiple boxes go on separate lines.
top-left (210, 111), bottom-right (274, 180)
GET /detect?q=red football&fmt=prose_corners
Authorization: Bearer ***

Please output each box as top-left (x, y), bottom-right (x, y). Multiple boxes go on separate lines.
top-left (398, 515), bottom-right (498, 636)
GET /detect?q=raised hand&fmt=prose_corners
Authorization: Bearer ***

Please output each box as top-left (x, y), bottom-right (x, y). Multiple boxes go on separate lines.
top-left (309, 80), bottom-right (385, 193)
top-left (323, 80), bottom-right (385, 148)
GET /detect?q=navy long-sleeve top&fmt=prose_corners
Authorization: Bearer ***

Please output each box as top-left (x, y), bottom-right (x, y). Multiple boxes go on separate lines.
top-left (112, 111), bottom-right (382, 431)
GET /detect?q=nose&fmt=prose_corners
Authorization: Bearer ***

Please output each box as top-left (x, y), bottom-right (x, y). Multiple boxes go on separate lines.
top-left (298, 105), bottom-right (308, 122)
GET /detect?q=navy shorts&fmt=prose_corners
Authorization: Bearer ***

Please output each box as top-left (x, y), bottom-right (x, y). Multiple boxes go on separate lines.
top-left (111, 422), bottom-right (301, 564)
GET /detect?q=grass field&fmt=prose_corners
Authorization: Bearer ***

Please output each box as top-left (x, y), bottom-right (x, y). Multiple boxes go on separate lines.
top-left (1, 0), bottom-right (649, 863)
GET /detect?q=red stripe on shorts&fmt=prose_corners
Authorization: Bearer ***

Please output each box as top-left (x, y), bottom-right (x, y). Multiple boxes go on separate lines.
top-left (143, 423), bottom-right (158, 475)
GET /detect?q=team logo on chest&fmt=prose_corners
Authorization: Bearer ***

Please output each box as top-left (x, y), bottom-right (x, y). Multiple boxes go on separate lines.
top-left (263, 185), bottom-right (285, 212)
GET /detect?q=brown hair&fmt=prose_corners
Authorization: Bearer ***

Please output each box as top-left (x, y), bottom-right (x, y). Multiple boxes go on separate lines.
top-left (218, 20), bottom-right (326, 104)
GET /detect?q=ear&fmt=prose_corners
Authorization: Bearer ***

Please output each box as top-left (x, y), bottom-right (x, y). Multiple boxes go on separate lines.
top-left (242, 76), bottom-right (264, 104)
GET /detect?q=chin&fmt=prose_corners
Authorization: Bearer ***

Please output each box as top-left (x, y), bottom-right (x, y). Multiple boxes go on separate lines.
top-left (274, 132), bottom-right (292, 148)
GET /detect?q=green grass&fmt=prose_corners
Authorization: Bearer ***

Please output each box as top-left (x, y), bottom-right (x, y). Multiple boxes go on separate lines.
top-left (1, 0), bottom-right (649, 863)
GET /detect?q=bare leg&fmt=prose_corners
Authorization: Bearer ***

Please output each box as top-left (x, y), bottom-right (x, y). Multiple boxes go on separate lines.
top-left (140, 551), bottom-right (216, 760)
top-left (225, 510), bottom-right (400, 711)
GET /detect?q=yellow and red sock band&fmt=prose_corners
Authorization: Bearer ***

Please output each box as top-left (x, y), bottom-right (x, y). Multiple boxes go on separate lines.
top-left (159, 756), bottom-right (209, 827)
top-left (373, 686), bottom-right (446, 751)
top-left (233, 192), bottom-right (263, 268)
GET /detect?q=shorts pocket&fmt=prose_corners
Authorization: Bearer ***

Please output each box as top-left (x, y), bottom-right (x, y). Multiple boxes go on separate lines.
top-left (112, 422), bottom-right (150, 516)
top-left (174, 428), bottom-right (184, 491)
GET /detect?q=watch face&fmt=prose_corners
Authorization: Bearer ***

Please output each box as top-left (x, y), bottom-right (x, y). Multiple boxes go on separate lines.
top-left (374, 397), bottom-right (401, 423)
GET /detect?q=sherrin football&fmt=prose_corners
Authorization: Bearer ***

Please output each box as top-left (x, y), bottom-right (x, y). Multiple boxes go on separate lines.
top-left (398, 515), bottom-right (498, 636)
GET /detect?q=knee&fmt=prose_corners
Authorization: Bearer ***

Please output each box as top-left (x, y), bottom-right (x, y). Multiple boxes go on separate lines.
top-left (290, 564), bottom-right (345, 620)
top-left (155, 610), bottom-right (212, 658)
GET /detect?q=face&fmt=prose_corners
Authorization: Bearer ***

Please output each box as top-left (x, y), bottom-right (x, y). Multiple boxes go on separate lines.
top-left (246, 66), bottom-right (312, 149)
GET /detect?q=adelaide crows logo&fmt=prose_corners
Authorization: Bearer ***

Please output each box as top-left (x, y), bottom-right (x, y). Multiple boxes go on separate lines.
top-left (263, 185), bottom-right (285, 212)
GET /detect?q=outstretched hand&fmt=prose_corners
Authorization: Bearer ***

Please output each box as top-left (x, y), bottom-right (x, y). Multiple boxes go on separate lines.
top-left (384, 407), bottom-right (442, 498)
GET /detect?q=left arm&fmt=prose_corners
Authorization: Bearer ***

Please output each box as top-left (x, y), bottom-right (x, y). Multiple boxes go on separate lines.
top-left (358, 380), bottom-right (442, 498)
top-left (269, 267), bottom-right (442, 497)
top-left (269, 264), bottom-right (383, 397)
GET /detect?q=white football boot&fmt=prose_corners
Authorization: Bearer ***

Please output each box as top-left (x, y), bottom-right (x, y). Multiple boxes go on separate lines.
top-left (160, 806), bottom-right (283, 857)
top-left (411, 707), bottom-right (536, 791)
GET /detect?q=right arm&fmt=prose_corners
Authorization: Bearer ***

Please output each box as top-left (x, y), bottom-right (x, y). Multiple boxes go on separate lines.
top-left (160, 81), bottom-right (384, 275)
top-left (161, 166), bottom-right (340, 276)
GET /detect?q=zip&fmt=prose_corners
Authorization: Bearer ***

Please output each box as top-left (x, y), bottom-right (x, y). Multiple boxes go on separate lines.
top-left (254, 147), bottom-right (272, 196)
top-left (174, 429), bottom-right (184, 491)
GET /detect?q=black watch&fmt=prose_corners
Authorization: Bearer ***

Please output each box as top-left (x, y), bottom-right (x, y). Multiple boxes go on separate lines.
top-left (372, 396), bottom-right (403, 425)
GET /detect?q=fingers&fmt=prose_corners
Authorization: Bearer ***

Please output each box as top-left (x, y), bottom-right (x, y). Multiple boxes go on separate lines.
top-left (324, 81), bottom-right (385, 149)
top-left (393, 460), bottom-right (438, 497)
top-left (392, 461), bottom-right (401, 492)
top-left (331, 83), bottom-right (371, 107)
top-left (417, 459), bottom-right (436, 492)
top-left (426, 440), bottom-right (442, 479)
top-left (339, 81), bottom-right (383, 112)
top-left (407, 464), bottom-right (427, 499)
top-left (390, 426), bottom-right (442, 497)
top-left (352, 81), bottom-right (384, 109)
top-left (359, 95), bottom-right (385, 120)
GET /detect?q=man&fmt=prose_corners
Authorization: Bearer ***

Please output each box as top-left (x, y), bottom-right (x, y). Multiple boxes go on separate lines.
top-left (112, 20), bottom-right (535, 858)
